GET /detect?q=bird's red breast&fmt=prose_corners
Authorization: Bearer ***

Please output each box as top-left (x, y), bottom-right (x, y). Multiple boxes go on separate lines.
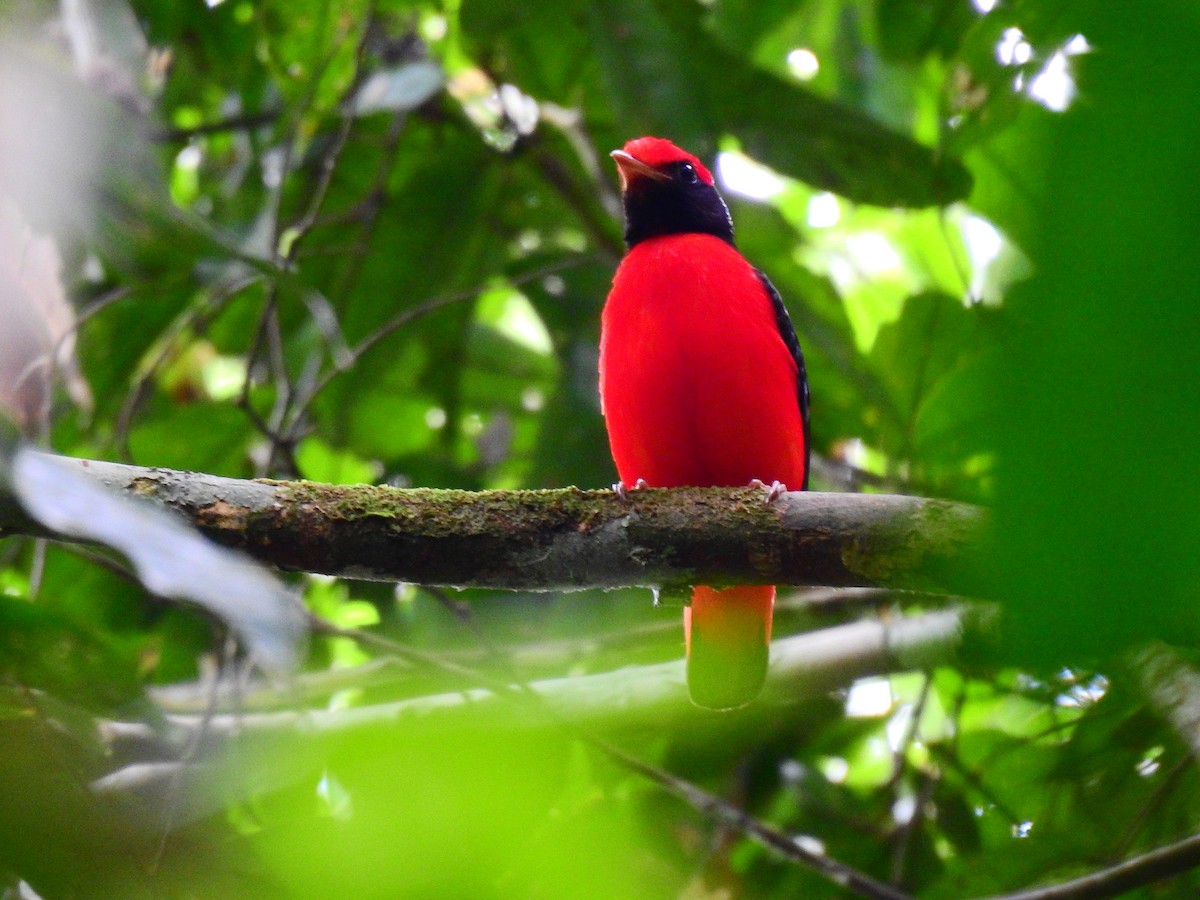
top-left (601, 233), bottom-right (807, 489)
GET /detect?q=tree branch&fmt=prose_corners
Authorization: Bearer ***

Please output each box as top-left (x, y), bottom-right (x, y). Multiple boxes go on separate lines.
top-left (599, 734), bottom-right (914, 900)
top-left (0, 453), bottom-right (984, 592)
top-left (975, 829), bottom-right (1200, 900)
top-left (135, 609), bottom-right (966, 743)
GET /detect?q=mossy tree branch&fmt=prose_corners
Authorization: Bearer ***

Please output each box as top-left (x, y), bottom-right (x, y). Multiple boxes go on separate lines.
top-left (0, 453), bottom-right (986, 593)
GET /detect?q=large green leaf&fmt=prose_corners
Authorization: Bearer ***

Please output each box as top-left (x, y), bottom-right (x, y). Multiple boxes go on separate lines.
top-left (461, 0), bottom-right (970, 206)
top-left (987, 2), bottom-right (1200, 664)
top-left (869, 291), bottom-right (990, 460)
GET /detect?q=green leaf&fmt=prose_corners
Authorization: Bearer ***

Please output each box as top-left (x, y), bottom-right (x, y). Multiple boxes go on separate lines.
top-left (869, 291), bottom-right (989, 461)
top-left (295, 436), bottom-right (380, 484)
top-left (0, 595), bottom-right (144, 713)
top-left (876, 0), bottom-right (976, 63)
top-left (463, 0), bottom-right (970, 206)
top-left (127, 401), bottom-right (250, 474)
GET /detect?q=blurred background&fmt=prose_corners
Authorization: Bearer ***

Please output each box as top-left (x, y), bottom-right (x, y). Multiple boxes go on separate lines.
top-left (1, 0), bottom-right (1198, 896)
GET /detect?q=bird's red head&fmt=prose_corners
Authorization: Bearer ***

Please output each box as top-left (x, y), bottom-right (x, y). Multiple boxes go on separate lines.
top-left (614, 137), bottom-right (714, 187)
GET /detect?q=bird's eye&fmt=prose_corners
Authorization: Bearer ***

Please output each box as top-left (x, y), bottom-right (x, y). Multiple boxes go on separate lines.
top-left (677, 162), bottom-right (698, 184)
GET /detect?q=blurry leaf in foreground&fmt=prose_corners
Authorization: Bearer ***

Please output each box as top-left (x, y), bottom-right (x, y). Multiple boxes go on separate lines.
top-left (255, 726), bottom-right (652, 899)
top-left (0, 31), bottom-right (142, 237)
top-left (0, 201), bottom-right (92, 431)
top-left (7, 450), bottom-right (307, 673)
top-left (989, 3), bottom-right (1200, 663)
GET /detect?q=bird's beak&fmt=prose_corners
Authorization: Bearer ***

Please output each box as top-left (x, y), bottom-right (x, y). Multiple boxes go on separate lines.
top-left (611, 149), bottom-right (670, 191)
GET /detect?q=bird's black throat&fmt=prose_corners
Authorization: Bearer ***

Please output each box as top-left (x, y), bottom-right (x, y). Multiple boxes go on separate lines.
top-left (622, 172), bottom-right (735, 249)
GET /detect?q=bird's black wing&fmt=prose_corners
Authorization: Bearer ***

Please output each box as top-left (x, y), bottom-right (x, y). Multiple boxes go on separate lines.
top-left (755, 269), bottom-right (811, 490)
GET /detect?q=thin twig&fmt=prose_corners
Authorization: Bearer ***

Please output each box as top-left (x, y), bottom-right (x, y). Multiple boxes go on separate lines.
top-left (150, 646), bottom-right (230, 869)
top-left (282, 253), bottom-right (601, 430)
top-left (888, 673), bottom-right (934, 884)
top-left (237, 3), bottom-right (382, 472)
top-left (57, 542), bottom-right (140, 585)
top-left (539, 101), bottom-right (622, 223)
top-left (526, 137), bottom-right (624, 260)
top-left (597, 735), bottom-right (913, 900)
top-left (74, 284), bottom-right (136, 329)
top-left (152, 110), bottom-right (282, 143)
top-left (929, 743), bottom-right (1024, 828)
top-left (1114, 755), bottom-right (1192, 858)
top-left (14, 279), bottom-right (137, 445)
top-left (889, 766), bottom-right (939, 887)
top-left (277, 108), bottom-right (410, 446)
top-left (973, 829), bottom-right (1200, 900)
top-left (114, 272), bottom-right (261, 459)
top-left (236, 288), bottom-right (289, 473)
top-left (889, 673), bottom-right (933, 787)
top-left (263, 296), bottom-right (297, 474)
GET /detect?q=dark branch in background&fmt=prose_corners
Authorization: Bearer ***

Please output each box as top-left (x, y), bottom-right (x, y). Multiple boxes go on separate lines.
top-left (152, 110), bottom-right (282, 142)
top-left (525, 133), bottom-right (625, 260)
top-left (0, 453), bottom-right (985, 592)
top-left (606, 740), bottom-right (913, 900)
top-left (976, 829), bottom-right (1200, 900)
top-left (1115, 756), bottom-right (1192, 859)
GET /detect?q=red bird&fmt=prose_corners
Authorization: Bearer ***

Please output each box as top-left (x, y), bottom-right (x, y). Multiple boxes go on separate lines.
top-left (599, 137), bottom-right (810, 710)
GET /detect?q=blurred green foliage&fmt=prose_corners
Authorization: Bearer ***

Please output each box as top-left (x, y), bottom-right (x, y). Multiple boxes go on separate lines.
top-left (0, 0), bottom-right (1198, 896)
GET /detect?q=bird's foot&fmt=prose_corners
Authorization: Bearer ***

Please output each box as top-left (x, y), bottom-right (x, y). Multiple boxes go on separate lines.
top-left (749, 478), bottom-right (786, 505)
top-left (612, 477), bottom-right (650, 501)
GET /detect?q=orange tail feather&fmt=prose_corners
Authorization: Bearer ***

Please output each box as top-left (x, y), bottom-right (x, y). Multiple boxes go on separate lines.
top-left (684, 585), bottom-right (774, 710)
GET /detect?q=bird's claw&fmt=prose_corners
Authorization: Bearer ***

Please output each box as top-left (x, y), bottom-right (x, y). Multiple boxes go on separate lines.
top-left (612, 477), bottom-right (650, 501)
top-left (749, 478), bottom-right (786, 505)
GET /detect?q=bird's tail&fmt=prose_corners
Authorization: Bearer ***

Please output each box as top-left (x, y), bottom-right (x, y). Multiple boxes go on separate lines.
top-left (684, 585), bottom-right (773, 710)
